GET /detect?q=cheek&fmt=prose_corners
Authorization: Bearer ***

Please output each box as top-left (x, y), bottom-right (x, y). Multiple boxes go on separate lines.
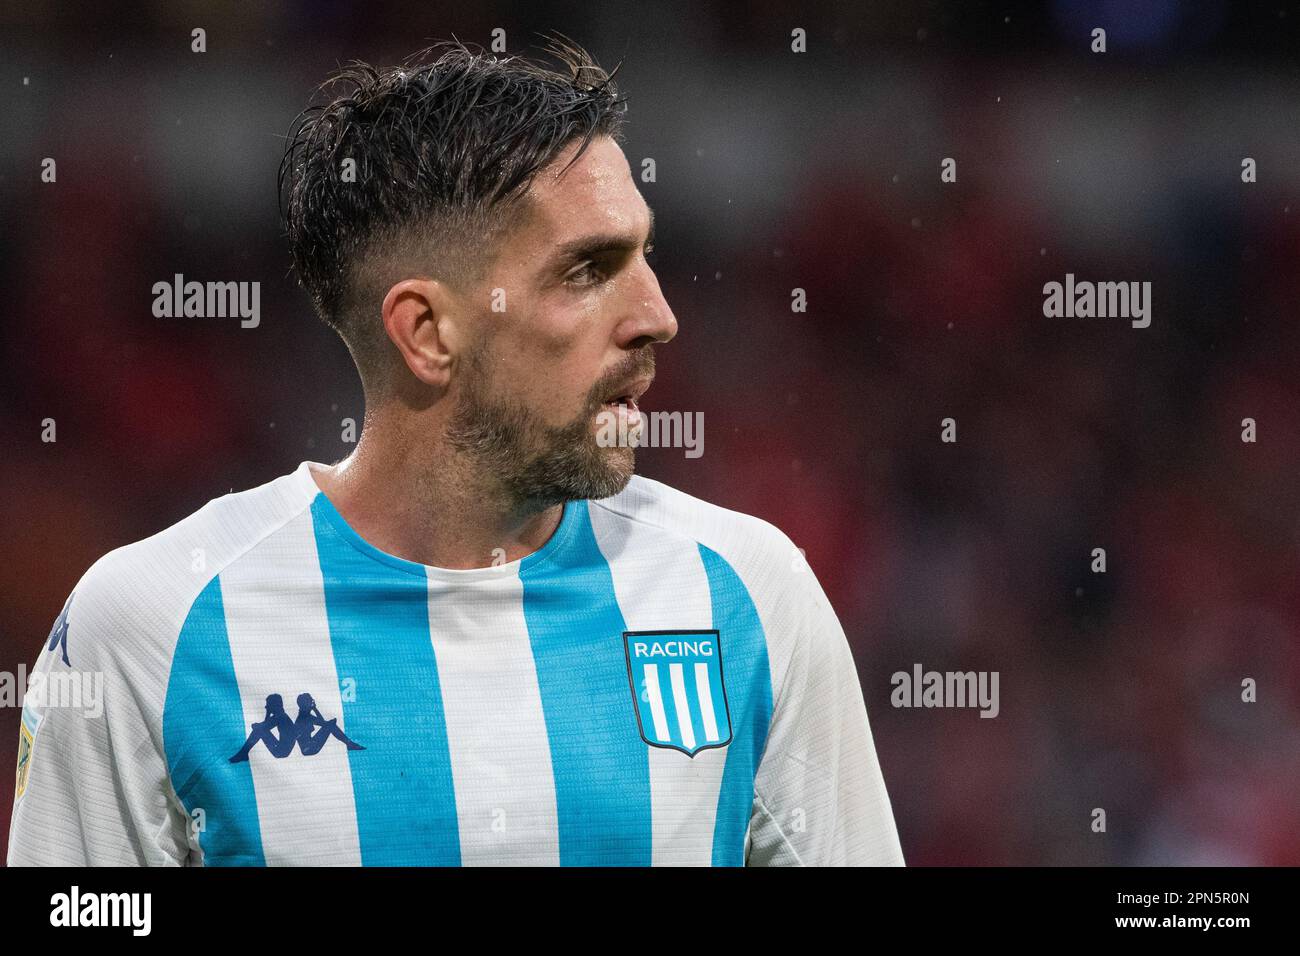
top-left (529, 300), bottom-right (597, 355)
top-left (480, 338), bottom-right (588, 424)
top-left (515, 311), bottom-right (608, 405)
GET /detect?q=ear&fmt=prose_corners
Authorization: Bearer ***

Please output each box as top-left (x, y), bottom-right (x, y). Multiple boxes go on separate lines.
top-left (381, 278), bottom-right (464, 388)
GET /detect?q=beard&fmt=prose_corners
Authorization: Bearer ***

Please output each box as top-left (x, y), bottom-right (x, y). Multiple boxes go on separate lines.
top-left (445, 343), bottom-right (649, 509)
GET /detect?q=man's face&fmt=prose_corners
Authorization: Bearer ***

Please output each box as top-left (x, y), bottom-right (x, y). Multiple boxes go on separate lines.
top-left (446, 135), bottom-right (678, 507)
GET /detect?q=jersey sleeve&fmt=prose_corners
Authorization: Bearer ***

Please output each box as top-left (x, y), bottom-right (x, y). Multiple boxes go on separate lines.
top-left (7, 561), bottom-right (193, 866)
top-left (745, 553), bottom-right (905, 867)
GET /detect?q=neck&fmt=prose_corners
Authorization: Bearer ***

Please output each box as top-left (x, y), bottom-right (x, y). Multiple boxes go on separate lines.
top-left (308, 401), bottom-right (564, 570)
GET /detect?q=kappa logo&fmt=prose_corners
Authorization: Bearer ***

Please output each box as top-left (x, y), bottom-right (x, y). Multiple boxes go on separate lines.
top-left (46, 593), bottom-right (72, 666)
top-left (624, 629), bottom-right (732, 757)
top-left (230, 693), bottom-right (364, 762)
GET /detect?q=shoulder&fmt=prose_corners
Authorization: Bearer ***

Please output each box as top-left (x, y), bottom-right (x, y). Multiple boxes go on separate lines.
top-left (49, 463), bottom-right (319, 676)
top-left (591, 475), bottom-right (846, 704)
top-left (589, 475), bottom-right (818, 637)
top-left (591, 474), bottom-right (801, 577)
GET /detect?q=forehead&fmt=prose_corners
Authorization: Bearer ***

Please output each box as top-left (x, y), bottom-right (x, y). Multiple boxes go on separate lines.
top-left (515, 136), bottom-right (648, 245)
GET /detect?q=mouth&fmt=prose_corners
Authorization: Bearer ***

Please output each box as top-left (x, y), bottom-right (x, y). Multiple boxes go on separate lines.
top-left (598, 375), bottom-right (652, 424)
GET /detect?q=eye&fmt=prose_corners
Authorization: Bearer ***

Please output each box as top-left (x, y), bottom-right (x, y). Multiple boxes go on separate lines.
top-left (643, 241), bottom-right (656, 260)
top-left (566, 260), bottom-right (607, 287)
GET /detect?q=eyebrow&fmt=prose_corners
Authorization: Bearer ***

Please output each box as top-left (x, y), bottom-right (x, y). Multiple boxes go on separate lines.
top-left (547, 204), bottom-right (656, 271)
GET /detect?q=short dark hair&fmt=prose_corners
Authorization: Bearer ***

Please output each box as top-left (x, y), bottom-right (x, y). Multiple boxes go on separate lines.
top-left (279, 35), bottom-right (627, 380)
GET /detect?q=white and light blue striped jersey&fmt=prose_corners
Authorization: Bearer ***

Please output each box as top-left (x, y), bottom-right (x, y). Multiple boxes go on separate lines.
top-left (7, 462), bottom-right (904, 867)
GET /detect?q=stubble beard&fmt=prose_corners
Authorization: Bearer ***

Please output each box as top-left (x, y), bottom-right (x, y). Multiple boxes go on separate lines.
top-left (445, 344), bottom-right (637, 510)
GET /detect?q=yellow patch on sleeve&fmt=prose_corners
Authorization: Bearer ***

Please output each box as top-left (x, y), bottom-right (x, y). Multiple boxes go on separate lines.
top-left (15, 705), bottom-right (41, 801)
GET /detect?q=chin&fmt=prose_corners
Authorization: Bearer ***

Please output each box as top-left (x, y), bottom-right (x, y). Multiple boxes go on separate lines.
top-left (582, 448), bottom-right (636, 500)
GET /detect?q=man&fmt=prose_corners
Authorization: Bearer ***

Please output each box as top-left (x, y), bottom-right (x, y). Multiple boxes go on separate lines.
top-left (8, 38), bottom-right (904, 866)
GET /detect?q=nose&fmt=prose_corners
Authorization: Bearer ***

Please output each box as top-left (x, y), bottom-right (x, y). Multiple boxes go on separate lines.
top-left (616, 261), bottom-right (678, 350)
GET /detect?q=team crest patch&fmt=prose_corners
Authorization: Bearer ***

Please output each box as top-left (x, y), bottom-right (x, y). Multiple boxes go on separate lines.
top-left (14, 704), bottom-right (42, 800)
top-left (624, 629), bottom-right (732, 757)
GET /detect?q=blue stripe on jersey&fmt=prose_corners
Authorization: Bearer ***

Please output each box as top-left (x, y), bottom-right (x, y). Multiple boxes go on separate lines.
top-left (702, 637), bottom-right (730, 746)
top-left (698, 543), bottom-right (774, 866)
top-left (520, 499), bottom-right (652, 866)
top-left (164, 575), bottom-right (266, 866)
top-left (310, 494), bottom-right (461, 865)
